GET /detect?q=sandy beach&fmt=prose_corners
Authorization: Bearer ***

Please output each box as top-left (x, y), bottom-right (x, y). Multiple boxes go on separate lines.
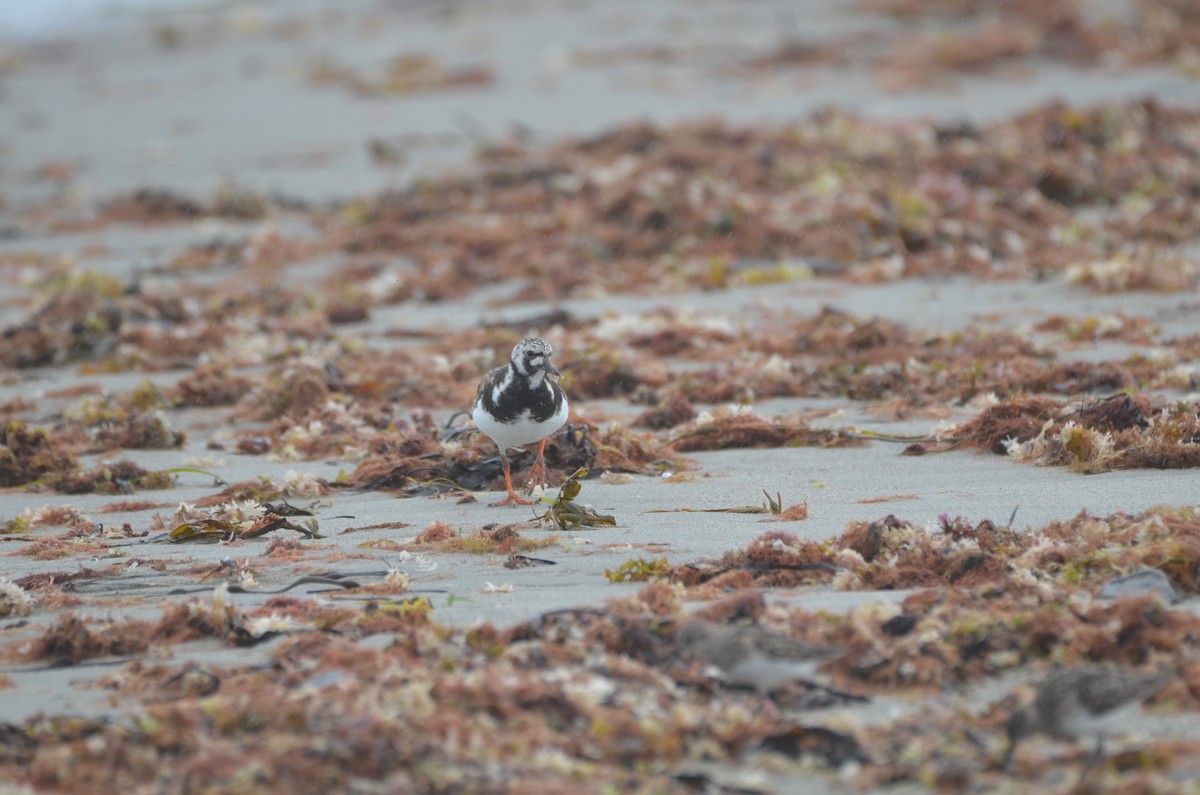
top-left (2, 0), bottom-right (1200, 791)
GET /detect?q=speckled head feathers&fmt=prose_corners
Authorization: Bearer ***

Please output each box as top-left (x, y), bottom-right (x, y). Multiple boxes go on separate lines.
top-left (510, 337), bottom-right (558, 377)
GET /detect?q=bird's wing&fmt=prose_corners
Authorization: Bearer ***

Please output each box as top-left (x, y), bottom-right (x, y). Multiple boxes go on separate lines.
top-left (475, 366), bottom-right (502, 407)
top-left (1077, 669), bottom-right (1169, 714)
top-left (751, 627), bottom-right (842, 662)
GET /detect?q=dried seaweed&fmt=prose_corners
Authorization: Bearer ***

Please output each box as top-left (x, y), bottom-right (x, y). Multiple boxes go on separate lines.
top-left (49, 460), bottom-right (175, 495)
top-left (174, 364), bottom-right (255, 407)
top-left (193, 478), bottom-right (284, 507)
top-left (0, 579), bottom-right (33, 618)
top-left (328, 100), bottom-right (1200, 305)
top-left (357, 520), bottom-right (557, 556)
top-left (646, 490), bottom-right (802, 517)
top-left (668, 409), bottom-right (864, 453)
top-left (347, 420), bottom-right (671, 498)
top-left (4, 570), bottom-right (1200, 793)
top-left (504, 554), bottom-right (556, 569)
top-left (18, 614), bottom-right (152, 664)
top-left (166, 574), bottom-right (359, 596)
top-left (759, 725), bottom-right (869, 766)
top-left (950, 395), bottom-right (1200, 472)
top-left (90, 412), bottom-right (185, 452)
top-left (307, 53), bottom-right (494, 96)
top-left (632, 396), bottom-right (697, 429)
top-left (652, 507), bottom-right (1200, 604)
top-left (167, 513), bottom-right (320, 543)
top-left (605, 557), bottom-right (669, 583)
top-left (0, 423), bottom-right (78, 488)
top-left (5, 47), bottom-right (1200, 794)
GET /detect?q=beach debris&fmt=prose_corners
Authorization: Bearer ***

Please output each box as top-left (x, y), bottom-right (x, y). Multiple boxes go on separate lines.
top-left (155, 667), bottom-right (221, 700)
top-left (163, 467), bottom-right (228, 487)
top-left (667, 409), bottom-right (864, 452)
top-left (53, 460), bottom-right (175, 495)
top-left (260, 499), bottom-right (317, 517)
top-left (647, 489), bottom-right (805, 518)
top-left (633, 396), bottom-right (697, 429)
top-left (358, 521), bottom-right (556, 556)
top-left (101, 186), bottom-right (266, 222)
top-left (650, 506), bottom-right (1200, 597)
top-left (539, 467), bottom-right (616, 531)
top-left (5, 71), bottom-right (1200, 794)
top-left (167, 574), bottom-right (358, 597)
top-left (504, 554), bottom-right (556, 569)
top-left (345, 423), bottom-right (605, 497)
top-left (605, 557), bottom-right (668, 583)
top-left (758, 725), bottom-right (870, 767)
top-left (946, 395), bottom-right (1200, 473)
top-left (0, 422), bottom-right (78, 488)
top-left (671, 561), bottom-right (847, 587)
top-left (1, 516), bottom-right (30, 535)
top-left (0, 578), bottom-right (33, 618)
top-left (166, 518), bottom-right (238, 543)
top-left (671, 766), bottom-right (773, 795)
top-left (307, 52), bottom-right (495, 96)
top-left (19, 613), bottom-right (152, 664)
top-left (166, 513), bottom-right (320, 543)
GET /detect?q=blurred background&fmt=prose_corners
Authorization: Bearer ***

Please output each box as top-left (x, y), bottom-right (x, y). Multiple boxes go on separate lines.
top-left (3, 0), bottom-right (1197, 206)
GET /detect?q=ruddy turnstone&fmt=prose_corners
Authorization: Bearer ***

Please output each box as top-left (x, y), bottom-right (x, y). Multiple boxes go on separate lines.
top-left (676, 620), bottom-right (844, 695)
top-left (1003, 664), bottom-right (1173, 768)
top-left (472, 337), bottom-right (568, 506)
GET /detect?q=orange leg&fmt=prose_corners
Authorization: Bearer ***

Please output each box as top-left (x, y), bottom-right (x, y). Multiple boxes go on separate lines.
top-left (489, 454), bottom-right (533, 507)
top-left (528, 438), bottom-right (548, 489)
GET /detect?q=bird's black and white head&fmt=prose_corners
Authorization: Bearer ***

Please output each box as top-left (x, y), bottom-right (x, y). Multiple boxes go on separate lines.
top-left (510, 337), bottom-right (559, 379)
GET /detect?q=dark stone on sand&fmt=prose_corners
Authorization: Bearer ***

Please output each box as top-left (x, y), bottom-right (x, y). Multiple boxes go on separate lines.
top-left (1099, 568), bottom-right (1181, 604)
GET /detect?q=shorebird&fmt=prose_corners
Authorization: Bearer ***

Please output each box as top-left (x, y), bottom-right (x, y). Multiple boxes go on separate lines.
top-left (472, 337), bottom-right (568, 506)
top-left (1002, 664), bottom-right (1173, 769)
top-left (676, 620), bottom-right (844, 695)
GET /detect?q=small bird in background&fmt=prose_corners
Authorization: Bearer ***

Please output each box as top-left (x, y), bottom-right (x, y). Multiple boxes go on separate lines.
top-left (472, 337), bottom-right (568, 506)
top-left (675, 620), bottom-right (844, 695)
top-left (1003, 664), bottom-right (1173, 769)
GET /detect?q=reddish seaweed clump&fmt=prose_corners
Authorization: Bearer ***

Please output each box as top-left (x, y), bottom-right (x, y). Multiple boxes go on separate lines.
top-left (20, 614), bottom-right (151, 663)
top-left (952, 395), bottom-right (1200, 472)
top-left (0, 422), bottom-right (78, 488)
top-left (668, 410), bottom-right (864, 453)
top-left (633, 396), bottom-right (697, 429)
top-left (950, 396), bottom-right (1061, 454)
top-left (661, 507), bottom-right (1200, 597)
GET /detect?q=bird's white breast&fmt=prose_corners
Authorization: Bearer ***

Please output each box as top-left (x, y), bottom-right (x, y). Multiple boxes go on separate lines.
top-left (1060, 697), bottom-right (1135, 741)
top-left (725, 653), bottom-right (822, 692)
top-left (472, 382), bottom-right (568, 452)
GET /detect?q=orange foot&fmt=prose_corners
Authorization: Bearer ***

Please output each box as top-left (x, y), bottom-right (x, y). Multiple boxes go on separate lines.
top-left (490, 456), bottom-right (534, 507)
top-left (489, 493), bottom-right (533, 507)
